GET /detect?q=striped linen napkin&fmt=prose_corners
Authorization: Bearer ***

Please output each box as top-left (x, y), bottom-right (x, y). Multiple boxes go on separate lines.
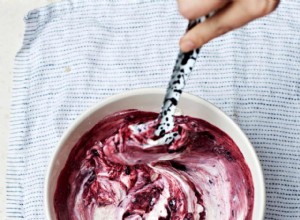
top-left (7, 0), bottom-right (300, 219)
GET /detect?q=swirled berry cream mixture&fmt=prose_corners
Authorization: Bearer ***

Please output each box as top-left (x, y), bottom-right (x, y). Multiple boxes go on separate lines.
top-left (54, 109), bottom-right (254, 220)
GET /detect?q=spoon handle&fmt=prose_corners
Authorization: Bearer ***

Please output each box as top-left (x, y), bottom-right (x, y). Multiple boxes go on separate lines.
top-left (155, 16), bottom-right (211, 137)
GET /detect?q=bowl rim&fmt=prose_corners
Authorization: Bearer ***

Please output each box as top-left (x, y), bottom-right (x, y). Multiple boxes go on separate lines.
top-left (44, 88), bottom-right (266, 219)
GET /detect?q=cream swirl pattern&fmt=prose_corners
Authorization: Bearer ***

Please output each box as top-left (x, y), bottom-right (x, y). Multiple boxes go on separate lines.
top-left (54, 110), bottom-right (254, 220)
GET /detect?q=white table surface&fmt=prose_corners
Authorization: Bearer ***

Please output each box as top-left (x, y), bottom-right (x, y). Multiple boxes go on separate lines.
top-left (0, 1), bottom-right (60, 219)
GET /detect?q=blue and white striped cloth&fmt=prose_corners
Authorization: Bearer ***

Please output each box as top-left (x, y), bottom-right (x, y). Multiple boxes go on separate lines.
top-left (7, 0), bottom-right (300, 219)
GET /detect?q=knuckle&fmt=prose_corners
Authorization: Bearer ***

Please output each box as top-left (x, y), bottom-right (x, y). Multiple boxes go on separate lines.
top-left (216, 25), bottom-right (232, 36)
top-left (213, 23), bottom-right (232, 38)
top-left (210, 17), bottom-right (233, 37)
top-left (249, 0), bottom-right (279, 17)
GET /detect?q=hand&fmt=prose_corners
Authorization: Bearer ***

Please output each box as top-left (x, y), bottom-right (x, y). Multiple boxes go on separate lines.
top-left (177, 0), bottom-right (280, 52)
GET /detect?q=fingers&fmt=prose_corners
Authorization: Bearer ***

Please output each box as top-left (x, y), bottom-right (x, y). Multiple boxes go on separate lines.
top-left (177, 0), bottom-right (229, 20)
top-left (179, 0), bottom-right (280, 52)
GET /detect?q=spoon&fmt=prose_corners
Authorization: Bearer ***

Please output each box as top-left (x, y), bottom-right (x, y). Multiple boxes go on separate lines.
top-left (131, 15), bottom-right (213, 146)
top-left (155, 15), bottom-right (211, 138)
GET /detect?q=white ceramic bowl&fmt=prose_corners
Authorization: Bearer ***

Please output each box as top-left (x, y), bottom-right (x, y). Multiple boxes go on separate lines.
top-left (45, 88), bottom-right (265, 220)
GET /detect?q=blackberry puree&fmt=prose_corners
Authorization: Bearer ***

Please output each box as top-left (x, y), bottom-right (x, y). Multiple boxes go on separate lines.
top-left (54, 109), bottom-right (254, 220)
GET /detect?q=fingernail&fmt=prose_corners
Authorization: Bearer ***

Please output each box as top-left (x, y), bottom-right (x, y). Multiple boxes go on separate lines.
top-left (180, 38), bottom-right (196, 52)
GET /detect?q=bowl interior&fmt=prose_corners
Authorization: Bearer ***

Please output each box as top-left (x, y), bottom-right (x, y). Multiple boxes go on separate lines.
top-left (45, 88), bottom-right (265, 220)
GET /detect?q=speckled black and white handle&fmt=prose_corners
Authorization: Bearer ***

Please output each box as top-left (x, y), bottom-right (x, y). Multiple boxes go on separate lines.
top-left (155, 16), bottom-right (211, 137)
